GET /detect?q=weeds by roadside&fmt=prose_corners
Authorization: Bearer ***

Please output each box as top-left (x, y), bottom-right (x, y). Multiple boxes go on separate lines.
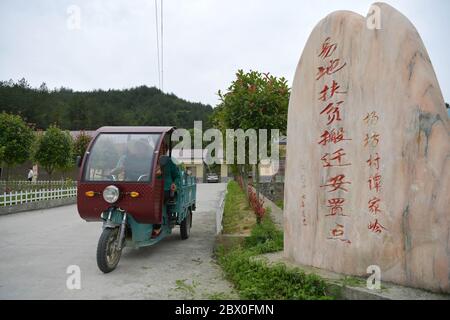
top-left (217, 183), bottom-right (332, 300)
top-left (222, 180), bottom-right (256, 234)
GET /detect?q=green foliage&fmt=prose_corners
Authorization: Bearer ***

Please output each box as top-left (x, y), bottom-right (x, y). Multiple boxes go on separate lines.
top-left (212, 70), bottom-right (289, 173)
top-left (218, 180), bottom-right (331, 299)
top-left (73, 131), bottom-right (92, 157)
top-left (243, 216), bottom-right (284, 254)
top-left (274, 199), bottom-right (284, 209)
top-left (205, 292), bottom-right (236, 300)
top-left (216, 217), bottom-right (330, 300)
top-left (213, 70), bottom-right (289, 134)
top-left (0, 80), bottom-right (213, 130)
top-left (0, 180), bottom-right (76, 193)
top-left (212, 70), bottom-right (290, 207)
top-left (174, 279), bottom-right (198, 298)
top-left (0, 112), bottom-right (35, 168)
top-left (34, 125), bottom-right (74, 177)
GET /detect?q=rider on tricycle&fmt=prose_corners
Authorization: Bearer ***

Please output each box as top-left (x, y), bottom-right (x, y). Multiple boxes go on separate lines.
top-left (76, 126), bottom-right (196, 273)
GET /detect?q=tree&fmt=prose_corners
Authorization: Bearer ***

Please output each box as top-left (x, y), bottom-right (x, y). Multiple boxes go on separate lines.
top-left (39, 82), bottom-right (48, 93)
top-left (0, 112), bottom-right (35, 181)
top-left (17, 77), bottom-right (30, 89)
top-left (73, 131), bottom-right (92, 158)
top-left (212, 70), bottom-right (290, 221)
top-left (34, 125), bottom-right (74, 180)
top-left (0, 78), bottom-right (213, 130)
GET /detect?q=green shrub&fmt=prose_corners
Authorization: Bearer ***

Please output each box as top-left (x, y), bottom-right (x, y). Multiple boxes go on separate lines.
top-left (244, 215), bottom-right (283, 254)
top-left (217, 244), bottom-right (330, 300)
top-left (217, 213), bottom-right (331, 300)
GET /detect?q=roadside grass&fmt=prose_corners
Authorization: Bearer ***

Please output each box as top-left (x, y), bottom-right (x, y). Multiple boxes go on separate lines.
top-left (204, 291), bottom-right (236, 300)
top-left (222, 180), bottom-right (256, 235)
top-left (274, 199), bottom-right (284, 209)
top-left (216, 181), bottom-right (332, 300)
top-left (173, 279), bottom-right (198, 298)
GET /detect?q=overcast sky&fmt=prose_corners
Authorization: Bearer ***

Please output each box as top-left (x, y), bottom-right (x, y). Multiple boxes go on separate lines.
top-left (1, 0), bottom-right (449, 106)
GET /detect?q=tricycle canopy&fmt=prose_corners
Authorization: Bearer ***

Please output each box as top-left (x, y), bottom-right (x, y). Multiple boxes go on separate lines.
top-left (77, 126), bottom-right (176, 224)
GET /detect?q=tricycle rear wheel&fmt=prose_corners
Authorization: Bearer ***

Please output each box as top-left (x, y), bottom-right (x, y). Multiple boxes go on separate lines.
top-left (180, 209), bottom-right (192, 240)
top-left (97, 227), bottom-right (122, 273)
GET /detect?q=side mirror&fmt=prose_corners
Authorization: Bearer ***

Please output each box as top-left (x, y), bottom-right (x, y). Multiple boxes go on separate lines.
top-left (159, 155), bottom-right (170, 167)
top-left (76, 156), bottom-right (82, 168)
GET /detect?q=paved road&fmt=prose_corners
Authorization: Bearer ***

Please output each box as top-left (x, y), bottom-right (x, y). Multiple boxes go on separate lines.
top-left (0, 183), bottom-right (236, 299)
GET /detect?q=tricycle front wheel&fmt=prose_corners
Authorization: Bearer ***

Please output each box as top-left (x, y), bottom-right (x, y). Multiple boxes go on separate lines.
top-left (97, 227), bottom-right (122, 273)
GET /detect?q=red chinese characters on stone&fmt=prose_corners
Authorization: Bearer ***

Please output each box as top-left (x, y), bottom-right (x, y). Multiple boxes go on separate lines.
top-left (363, 111), bottom-right (387, 235)
top-left (318, 128), bottom-right (351, 146)
top-left (364, 133), bottom-right (380, 147)
top-left (318, 37), bottom-right (337, 59)
top-left (320, 101), bottom-right (344, 125)
top-left (321, 148), bottom-right (352, 168)
top-left (368, 173), bottom-right (382, 193)
top-left (368, 197), bottom-right (382, 215)
top-left (318, 80), bottom-right (346, 102)
top-left (363, 112), bottom-right (379, 126)
top-left (326, 198), bottom-right (347, 217)
top-left (321, 174), bottom-right (351, 192)
top-left (330, 223), bottom-right (344, 237)
top-left (327, 223), bottom-right (351, 244)
top-left (316, 59), bottom-right (347, 81)
top-left (368, 219), bottom-right (386, 234)
top-left (367, 153), bottom-right (381, 170)
top-left (316, 37), bottom-right (352, 244)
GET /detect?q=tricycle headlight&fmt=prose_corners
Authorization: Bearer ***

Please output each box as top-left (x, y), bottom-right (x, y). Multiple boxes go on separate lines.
top-left (103, 185), bottom-right (120, 204)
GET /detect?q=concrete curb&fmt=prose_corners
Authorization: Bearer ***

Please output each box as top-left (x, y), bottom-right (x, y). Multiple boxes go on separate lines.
top-left (215, 189), bottom-right (226, 235)
top-left (0, 197), bottom-right (76, 215)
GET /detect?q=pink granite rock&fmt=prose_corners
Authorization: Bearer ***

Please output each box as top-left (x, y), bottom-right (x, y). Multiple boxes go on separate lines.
top-left (284, 2), bottom-right (450, 293)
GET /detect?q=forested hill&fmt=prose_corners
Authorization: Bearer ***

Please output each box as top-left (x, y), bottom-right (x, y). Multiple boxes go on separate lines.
top-left (0, 79), bottom-right (213, 130)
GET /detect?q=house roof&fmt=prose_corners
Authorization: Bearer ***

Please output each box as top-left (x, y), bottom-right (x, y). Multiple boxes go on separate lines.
top-left (171, 148), bottom-right (224, 164)
top-left (97, 126), bottom-right (176, 134)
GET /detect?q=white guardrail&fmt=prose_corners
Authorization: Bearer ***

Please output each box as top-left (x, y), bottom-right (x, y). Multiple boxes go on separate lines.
top-left (0, 187), bottom-right (77, 207)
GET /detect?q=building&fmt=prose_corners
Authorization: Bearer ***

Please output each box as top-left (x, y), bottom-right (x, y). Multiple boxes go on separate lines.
top-left (258, 136), bottom-right (286, 182)
top-left (171, 148), bottom-right (229, 183)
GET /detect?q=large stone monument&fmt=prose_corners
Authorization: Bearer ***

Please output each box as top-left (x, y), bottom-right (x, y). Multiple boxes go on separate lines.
top-left (284, 2), bottom-right (450, 293)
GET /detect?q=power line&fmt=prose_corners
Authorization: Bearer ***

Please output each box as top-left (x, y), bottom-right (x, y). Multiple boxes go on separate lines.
top-left (160, 0), bottom-right (164, 92)
top-left (154, 0), bottom-right (161, 90)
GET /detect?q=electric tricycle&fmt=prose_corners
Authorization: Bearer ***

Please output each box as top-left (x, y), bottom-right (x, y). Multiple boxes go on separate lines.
top-left (76, 126), bottom-right (196, 273)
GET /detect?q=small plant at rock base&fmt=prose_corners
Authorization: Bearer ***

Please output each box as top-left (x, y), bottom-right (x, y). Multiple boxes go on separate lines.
top-left (217, 211), bottom-right (331, 299)
top-left (244, 215), bottom-right (283, 254)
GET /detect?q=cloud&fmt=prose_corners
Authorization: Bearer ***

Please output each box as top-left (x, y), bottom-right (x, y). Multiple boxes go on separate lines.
top-left (0, 0), bottom-right (449, 106)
